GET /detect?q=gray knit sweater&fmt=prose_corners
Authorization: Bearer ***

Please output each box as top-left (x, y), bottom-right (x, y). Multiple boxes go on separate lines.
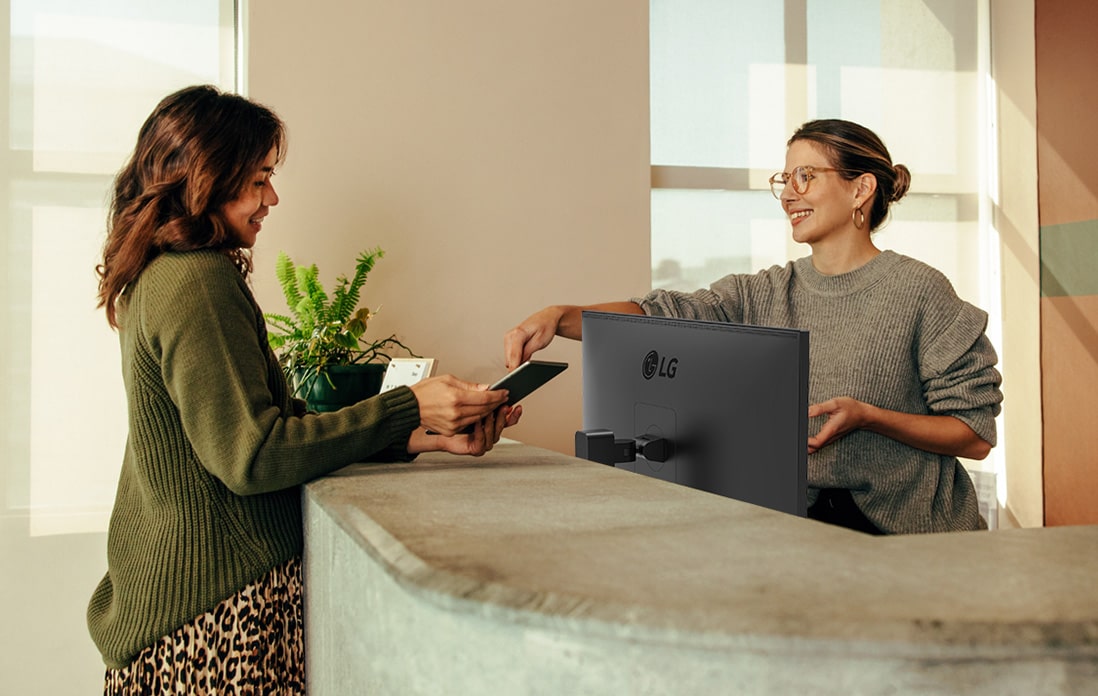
top-left (87, 251), bottom-right (422, 669)
top-left (634, 251), bottom-right (1002, 534)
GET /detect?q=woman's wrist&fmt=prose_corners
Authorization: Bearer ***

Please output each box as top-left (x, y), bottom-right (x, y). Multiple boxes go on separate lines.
top-left (406, 428), bottom-right (435, 455)
top-left (550, 305), bottom-right (578, 340)
top-left (859, 400), bottom-right (882, 433)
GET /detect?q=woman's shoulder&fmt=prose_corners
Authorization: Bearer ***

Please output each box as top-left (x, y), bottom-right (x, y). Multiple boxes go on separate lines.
top-left (146, 249), bottom-right (240, 277)
top-left (126, 251), bottom-right (257, 340)
top-left (882, 252), bottom-right (990, 340)
top-left (880, 251), bottom-right (957, 297)
top-left (140, 250), bottom-right (245, 291)
top-left (707, 259), bottom-right (796, 298)
top-left (884, 251), bottom-right (950, 283)
top-left (741, 259), bottom-right (798, 286)
top-left (131, 251), bottom-right (249, 315)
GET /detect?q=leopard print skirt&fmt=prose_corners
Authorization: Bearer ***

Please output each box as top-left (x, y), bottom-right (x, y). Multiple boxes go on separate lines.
top-left (104, 556), bottom-right (305, 695)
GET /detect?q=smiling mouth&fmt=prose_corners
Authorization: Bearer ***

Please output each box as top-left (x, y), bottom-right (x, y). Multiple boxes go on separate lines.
top-left (789, 210), bottom-right (812, 221)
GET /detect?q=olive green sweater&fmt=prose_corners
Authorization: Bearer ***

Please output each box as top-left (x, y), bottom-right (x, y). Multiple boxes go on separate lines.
top-left (635, 251), bottom-right (1003, 534)
top-left (87, 251), bottom-right (421, 669)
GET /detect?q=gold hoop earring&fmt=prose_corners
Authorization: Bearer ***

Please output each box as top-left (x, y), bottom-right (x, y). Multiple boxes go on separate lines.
top-left (851, 206), bottom-right (866, 230)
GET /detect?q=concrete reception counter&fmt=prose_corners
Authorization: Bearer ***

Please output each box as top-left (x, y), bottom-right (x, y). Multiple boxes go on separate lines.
top-left (302, 440), bottom-right (1098, 695)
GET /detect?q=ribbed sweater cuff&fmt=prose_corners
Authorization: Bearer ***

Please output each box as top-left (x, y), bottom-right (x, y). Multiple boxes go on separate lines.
top-left (377, 386), bottom-right (420, 460)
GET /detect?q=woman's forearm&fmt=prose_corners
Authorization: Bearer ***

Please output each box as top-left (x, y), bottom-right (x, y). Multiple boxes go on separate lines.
top-left (555, 301), bottom-right (644, 340)
top-left (865, 405), bottom-right (992, 460)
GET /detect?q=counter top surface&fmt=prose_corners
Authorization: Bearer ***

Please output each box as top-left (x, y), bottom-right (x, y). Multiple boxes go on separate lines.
top-left (305, 441), bottom-right (1098, 657)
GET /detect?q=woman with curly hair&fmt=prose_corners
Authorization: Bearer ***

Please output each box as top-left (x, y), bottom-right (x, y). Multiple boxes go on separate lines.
top-left (89, 85), bottom-right (519, 694)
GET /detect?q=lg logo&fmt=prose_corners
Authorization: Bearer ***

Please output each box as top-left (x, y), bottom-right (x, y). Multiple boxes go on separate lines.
top-left (642, 350), bottom-right (678, 380)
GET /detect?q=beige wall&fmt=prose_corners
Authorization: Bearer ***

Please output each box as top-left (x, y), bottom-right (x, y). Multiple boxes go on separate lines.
top-left (247, 1), bottom-right (651, 455)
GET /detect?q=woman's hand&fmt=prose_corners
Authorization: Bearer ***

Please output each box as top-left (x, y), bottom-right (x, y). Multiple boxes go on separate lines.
top-left (807, 397), bottom-right (869, 454)
top-left (409, 375), bottom-right (509, 436)
top-left (503, 302), bottom-right (644, 369)
top-left (503, 306), bottom-right (566, 369)
top-left (808, 396), bottom-right (992, 459)
top-left (407, 404), bottom-right (523, 456)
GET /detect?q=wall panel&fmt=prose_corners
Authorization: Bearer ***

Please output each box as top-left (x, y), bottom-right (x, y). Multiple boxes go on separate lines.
top-left (1036, 0), bottom-right (1098, 525)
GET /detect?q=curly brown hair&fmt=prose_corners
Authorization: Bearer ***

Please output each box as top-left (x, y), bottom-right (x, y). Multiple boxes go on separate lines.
top-left (96, 85), bottom-right (286, 328)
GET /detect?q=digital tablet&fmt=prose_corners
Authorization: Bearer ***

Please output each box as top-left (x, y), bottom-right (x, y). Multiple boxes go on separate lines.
top-left (424, 360), bottom-right (568, 434)
top-left (489, 359), bottom-right (568, 405)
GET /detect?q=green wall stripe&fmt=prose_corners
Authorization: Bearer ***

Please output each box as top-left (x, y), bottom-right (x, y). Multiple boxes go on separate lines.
top-left (1041, 218), bottom-right (1098, 297)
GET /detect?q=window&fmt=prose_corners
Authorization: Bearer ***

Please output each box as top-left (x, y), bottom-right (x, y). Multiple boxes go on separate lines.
top-left (3, 0), bottom-right (238, 535)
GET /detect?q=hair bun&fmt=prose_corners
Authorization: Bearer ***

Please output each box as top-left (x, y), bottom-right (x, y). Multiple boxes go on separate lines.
top-left (892, 164), bottom-right (912, 202)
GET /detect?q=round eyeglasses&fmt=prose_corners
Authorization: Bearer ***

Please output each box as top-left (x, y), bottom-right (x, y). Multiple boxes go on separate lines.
top-left (768, 166), bottom-right (854, 199)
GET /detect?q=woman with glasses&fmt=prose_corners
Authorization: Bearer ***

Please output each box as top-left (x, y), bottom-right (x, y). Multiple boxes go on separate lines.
top-left (504, 118), bottom-right (1002, 535)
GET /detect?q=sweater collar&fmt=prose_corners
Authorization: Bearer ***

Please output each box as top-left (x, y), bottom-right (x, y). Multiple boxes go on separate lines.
top-left (793, 250), bottom-right (902, 297)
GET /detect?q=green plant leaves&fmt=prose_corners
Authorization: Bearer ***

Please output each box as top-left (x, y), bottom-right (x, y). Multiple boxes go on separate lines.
top-left (331, 247), bottom-right (383, 325)
top-left (274, 251), bottom-right (303, 312)
top-left (262, 247), bottom-right (418, 399)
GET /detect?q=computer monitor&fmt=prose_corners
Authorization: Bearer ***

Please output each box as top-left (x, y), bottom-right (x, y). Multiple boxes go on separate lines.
top-left (578, 311), bottom-right (809, 516)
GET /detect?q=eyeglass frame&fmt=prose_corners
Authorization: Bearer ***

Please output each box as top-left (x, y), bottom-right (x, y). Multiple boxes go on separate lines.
top-left (768, 165), bottom-right (859, 200)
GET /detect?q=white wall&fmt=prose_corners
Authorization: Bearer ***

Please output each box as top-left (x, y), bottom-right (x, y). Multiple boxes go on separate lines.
top-left (247, 1), bottom-right (652, 456)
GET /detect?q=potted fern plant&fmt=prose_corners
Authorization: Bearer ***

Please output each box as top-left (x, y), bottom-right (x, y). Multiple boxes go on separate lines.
top-left (263, 247), bottom-right (417, 412)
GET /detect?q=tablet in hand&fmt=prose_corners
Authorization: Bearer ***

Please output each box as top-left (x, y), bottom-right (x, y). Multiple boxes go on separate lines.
top-left (489, 360), bottom-right (568, 405)
top-left (426, 360), bottom-right (568, 435)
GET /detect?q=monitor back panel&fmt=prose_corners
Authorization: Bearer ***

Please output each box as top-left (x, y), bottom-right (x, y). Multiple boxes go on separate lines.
top-left (581, 311), bottom-right (808, 516)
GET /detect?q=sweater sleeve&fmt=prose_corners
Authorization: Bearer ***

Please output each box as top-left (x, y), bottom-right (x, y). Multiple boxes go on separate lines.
top-left (919, 301), bottom-right (1003, 445)
top-left (633, 272), bottom-right (756, 322)
top-left (141, 253), bottom-right (421, 496)
top-left (633, 287), bottom-right (737, 321)
top-left (634, 263), bottom-right (799, 326)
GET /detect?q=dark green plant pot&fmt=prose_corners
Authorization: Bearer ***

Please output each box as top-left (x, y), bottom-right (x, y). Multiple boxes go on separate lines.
top-left (294, 363), bottom-right (386, 412)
